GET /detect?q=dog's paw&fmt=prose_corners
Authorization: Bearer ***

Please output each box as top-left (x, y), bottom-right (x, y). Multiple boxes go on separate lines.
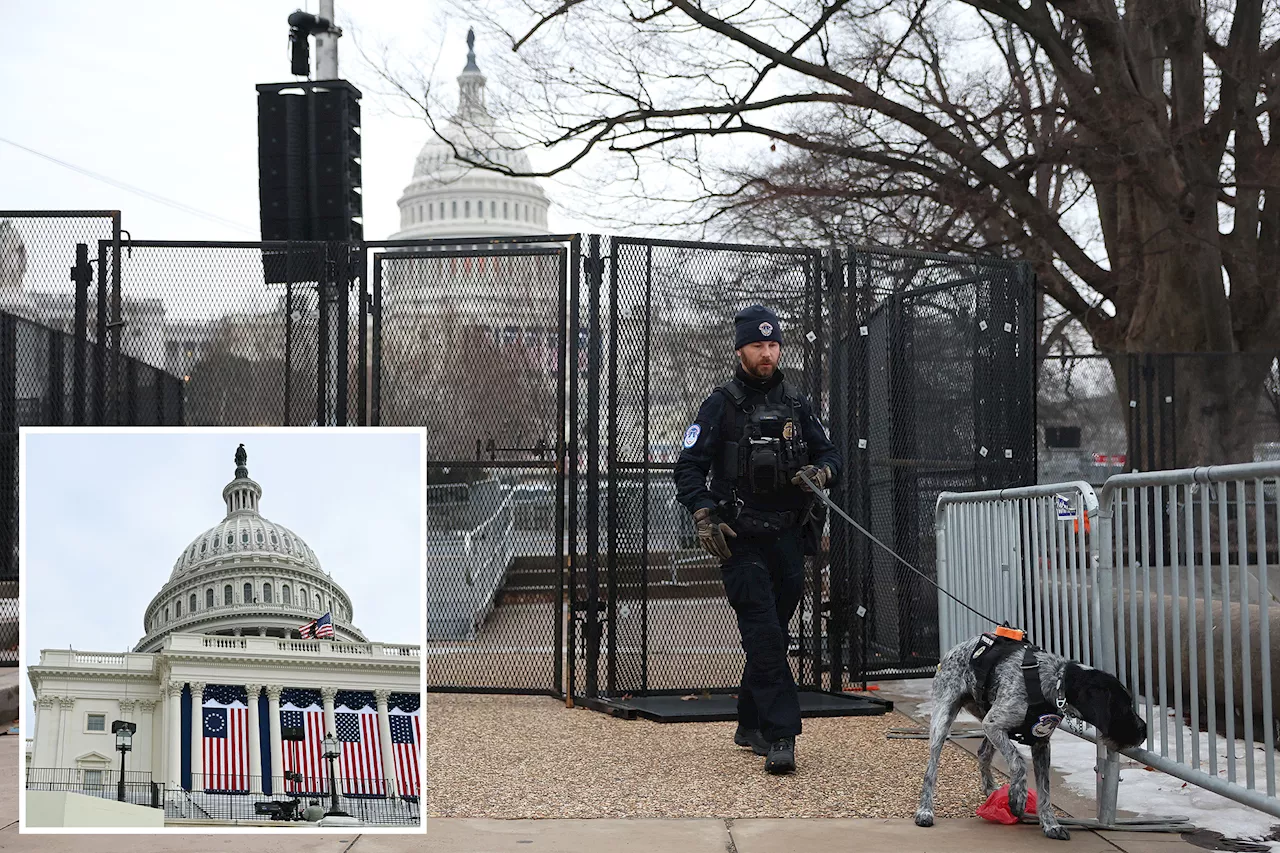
top-left (914, 809), bottom-right (934, 828)
top-left (1007, 785), bottom-right (1028, 817)
top-left (1042, 824), bottom-right (1070, 841)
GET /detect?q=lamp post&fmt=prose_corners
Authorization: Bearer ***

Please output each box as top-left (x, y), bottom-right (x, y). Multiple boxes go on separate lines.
top-left (111, 721), bottom-right (135, 803)
top-left (321, 732), bottom-right (347, 817)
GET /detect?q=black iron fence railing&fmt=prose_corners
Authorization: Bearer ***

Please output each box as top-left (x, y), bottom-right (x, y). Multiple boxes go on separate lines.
top-left (166, 774), bottom-right (420, 826)
top-left (25, 767), bottom-right (162, 809)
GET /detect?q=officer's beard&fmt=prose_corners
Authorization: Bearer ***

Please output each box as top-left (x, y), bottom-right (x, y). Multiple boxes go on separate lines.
top-left (739, 354), bottom-right (777, 380)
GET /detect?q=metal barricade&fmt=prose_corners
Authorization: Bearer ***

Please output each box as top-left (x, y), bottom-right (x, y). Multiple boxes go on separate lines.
top-left (935, 464), bottom-right (1280, 825)
top-left (935, 482), bottom-right (1099, 660)
top-left (1095, 463), bottom-right (1278, 820)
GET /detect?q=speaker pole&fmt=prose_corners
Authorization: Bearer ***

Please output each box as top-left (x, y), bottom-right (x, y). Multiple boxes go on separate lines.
top-left (315, 0), bottom-right (340, 80)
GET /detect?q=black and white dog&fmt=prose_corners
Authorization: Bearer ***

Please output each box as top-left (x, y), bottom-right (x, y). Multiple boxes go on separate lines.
top-left (914, 634), bottom-right (1148, 840)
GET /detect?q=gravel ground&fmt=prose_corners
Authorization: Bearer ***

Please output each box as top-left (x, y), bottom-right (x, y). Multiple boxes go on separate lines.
top-left (425, 693), bottom-right (987, 819)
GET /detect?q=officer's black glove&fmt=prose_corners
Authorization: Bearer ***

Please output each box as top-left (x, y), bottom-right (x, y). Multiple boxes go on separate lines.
top-left (693, 507), bottom-right (736, 560)
top-left (791, 464), bottom-right (832, 493)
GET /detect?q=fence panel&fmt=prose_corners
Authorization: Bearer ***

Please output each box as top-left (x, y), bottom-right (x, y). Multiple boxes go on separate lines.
top-left (596, 236), bottom-right (826, 699)
top-left (1096, 463), bottom-right (1279, 819)
top-left (935, 482), bottom-right (1099, 663)
top-left (368, 238), bottom-right (572, 695)
top-left (841, 248), bottom-right (1037, 683)
top-left (936, 463), bottom-right (1280, 824)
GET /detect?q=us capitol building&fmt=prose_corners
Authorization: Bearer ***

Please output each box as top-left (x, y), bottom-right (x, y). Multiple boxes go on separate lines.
top-left (24, 446), bottom-right (421, 826)
top-left (382, 30), bottom-right (561, 365)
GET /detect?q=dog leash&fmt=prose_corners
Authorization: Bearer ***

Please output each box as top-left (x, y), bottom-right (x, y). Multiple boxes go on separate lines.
top-left (797, 469), bottom-right (1003, 628)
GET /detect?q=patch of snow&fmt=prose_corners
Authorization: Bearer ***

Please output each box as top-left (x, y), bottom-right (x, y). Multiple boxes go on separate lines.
top-left (899, 676), bottom-right (1280, 848)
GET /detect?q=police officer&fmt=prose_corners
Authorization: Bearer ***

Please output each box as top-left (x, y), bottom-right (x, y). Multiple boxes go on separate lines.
top-left (673, 305), bottom-right (840, 775)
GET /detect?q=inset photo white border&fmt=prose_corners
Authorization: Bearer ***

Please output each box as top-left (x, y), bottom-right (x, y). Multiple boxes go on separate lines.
top-left (18, 426), bottom-right (427, 834)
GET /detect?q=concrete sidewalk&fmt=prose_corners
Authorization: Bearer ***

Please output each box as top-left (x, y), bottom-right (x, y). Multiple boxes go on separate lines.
top-left (0, 715), bottom-right (1211, 852)
top-left (425, 817), bottom-right (1200, 852)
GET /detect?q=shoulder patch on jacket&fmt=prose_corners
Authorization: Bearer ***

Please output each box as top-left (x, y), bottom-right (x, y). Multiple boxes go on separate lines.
top-left (682, 424), bottom-right (702, 448)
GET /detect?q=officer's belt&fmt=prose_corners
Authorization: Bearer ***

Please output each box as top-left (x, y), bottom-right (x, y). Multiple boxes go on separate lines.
top-left (731, 504), bottom-right (807, 535)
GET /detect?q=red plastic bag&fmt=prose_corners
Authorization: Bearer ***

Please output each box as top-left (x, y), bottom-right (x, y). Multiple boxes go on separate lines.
top-left (975, 784), bottom-right (1038, 824)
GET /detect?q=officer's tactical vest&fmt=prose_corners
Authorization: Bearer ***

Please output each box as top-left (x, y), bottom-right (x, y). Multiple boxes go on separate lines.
top-left (712, 377), bottom-right (810, 495)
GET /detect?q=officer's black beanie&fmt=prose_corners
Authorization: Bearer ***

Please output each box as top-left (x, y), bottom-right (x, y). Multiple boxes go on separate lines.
top-left (734, 304), bottom-right (783, 350)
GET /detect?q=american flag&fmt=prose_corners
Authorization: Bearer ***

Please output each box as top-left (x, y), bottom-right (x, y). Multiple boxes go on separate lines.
top-left (202, 684), bottom-right (249, 793)
top-left (280, 689), bottom-right (327, 796)
top-left (389, 696), bottom-right (421, 800)
top-left (299, 611), bottom-right (334, 639)
top-left (335, 691), bottom-right (385, 797)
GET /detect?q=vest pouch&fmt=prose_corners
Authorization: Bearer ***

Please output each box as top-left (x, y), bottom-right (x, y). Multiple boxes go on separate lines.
top-left (747, 443), bottom-right (779, 493)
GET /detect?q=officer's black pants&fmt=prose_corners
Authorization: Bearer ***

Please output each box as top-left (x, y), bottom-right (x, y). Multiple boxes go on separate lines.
top-left (720, 526), bottom-right (804, 742)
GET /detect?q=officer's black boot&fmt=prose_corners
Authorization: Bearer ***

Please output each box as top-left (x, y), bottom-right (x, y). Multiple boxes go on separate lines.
top-left (733, 725), bottom-right (769, 756)
top-left (765, 737), bottom-right (796, 774)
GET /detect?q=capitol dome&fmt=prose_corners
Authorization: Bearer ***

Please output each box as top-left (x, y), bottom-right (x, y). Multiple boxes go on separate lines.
top-left (134, 445), bottom-right (367, 652)
top-left (390, 29), bottom-right (552, 239)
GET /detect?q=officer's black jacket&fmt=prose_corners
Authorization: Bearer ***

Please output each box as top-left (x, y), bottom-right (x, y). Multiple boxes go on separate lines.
top-left (673, 365), bottom-right (841, 515)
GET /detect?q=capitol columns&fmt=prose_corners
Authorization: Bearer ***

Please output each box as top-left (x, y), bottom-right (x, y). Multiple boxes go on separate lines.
top-left (166, 681), bottom-right (184, 788)
top-left (245, 684), bottom-right (263, 793)
top-left (137, 700), bottom-right (158, 773)
top-left (55, 697), bottom-right (75, 769)
top-left (190, 681), bottom-right (206, 788)
top-left (266, 685), bottom-right (284, 795)
top-left (32, 695), bottom-right (56, 767)
top-left (374, 689), bottom-right (398, 797)
top-left (320, 686), bottom-right (342, 797)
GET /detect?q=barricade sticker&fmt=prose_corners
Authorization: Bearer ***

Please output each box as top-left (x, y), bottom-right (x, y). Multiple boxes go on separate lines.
top-left (1055, 493), bottom-right (1076, 520)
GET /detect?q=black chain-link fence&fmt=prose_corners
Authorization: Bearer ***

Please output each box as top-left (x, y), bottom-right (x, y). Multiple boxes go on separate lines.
top-left (1039, 352), bottom-right (1280, 482)
top-left (0, 213), bottom-right (187, 667)
top-left (4, 211), bottom-right (1056, 695)
top-left (367, 238), bottom-right (571, 694)
top-left (834, 248), bottom-right (1038, 683)
top-left (579, 237), bottom-right (828, 701)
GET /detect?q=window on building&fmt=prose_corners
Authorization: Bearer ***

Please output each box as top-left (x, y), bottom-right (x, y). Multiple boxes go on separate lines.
top-left (206, 589), bottom-right (214, 609)
top-left (84, 769), bottom-right (103, 787)
top-left (200, 540), bottom-right (206, 554)
top-left (175, 600), bottom-right (182, 617)
top-left (439, 202), bottom-right (444, 219)
top-left (241, 531), bottom-right (249, 544)
top-left (282, 585), bottom-right (292, 605)
top-left (465, 200), bottom-right (471, 218)
top-left (256, 530), bottom-right (264, 545)
top-left (164, 606), bottom-right (169, 622)
top-left (316, 593), bottom-right (322, 610)
top-left (451, 200), bottom-right (457, 218)
top-left (429, 204), bottom-right (434, 221)
top-left (224, 585), bottom-right (233, 606)
top-left (263, 582), bottom-right (272, 604)
top-left (491, 201), bottom-right (496, 218)
top-left (244, 582), bottom-right (253, 603)
top-left (86, 714), bottom-right (105, 732)
top-left (189, 593), bottom-right (197, 612)
top-left (226, 533), bottom-right (233, 546)
top-left (503, 201), bottom-right (508, 219)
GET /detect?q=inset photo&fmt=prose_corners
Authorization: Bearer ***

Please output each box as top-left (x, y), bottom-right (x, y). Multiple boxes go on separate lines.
top-left (19, 428), bottom-right (424, 832)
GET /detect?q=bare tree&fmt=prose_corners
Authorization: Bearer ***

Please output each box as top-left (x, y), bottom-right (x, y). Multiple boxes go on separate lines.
top-left (367, 0), bottom-right (1280, 465)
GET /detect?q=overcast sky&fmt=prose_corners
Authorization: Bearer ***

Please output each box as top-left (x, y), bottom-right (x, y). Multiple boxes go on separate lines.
top-left (0, 0), bottom-right (597, 241)
top-left (22, 429), bottom-right (423, 667)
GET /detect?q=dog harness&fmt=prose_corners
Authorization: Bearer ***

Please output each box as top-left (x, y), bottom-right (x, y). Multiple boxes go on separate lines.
top-left (969, 633), bottom-right (1064, 745)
